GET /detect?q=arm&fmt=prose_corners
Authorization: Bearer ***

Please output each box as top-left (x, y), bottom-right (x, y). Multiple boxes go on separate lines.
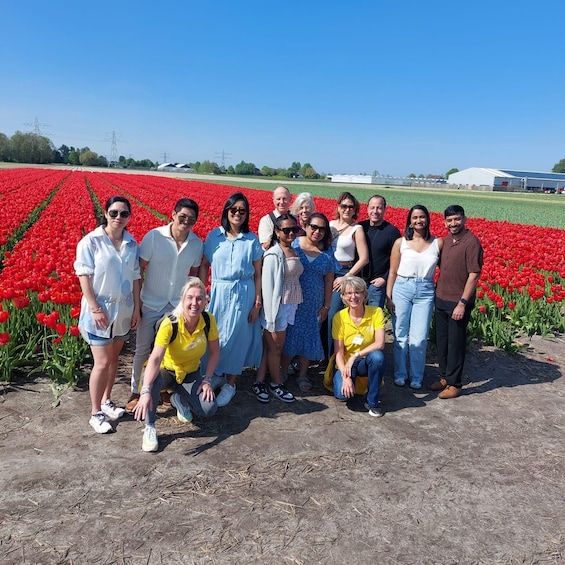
top-left (385, 238), bottom-right (402, 315)
top-left (132, 345), bottom-right (166, 421)
top-left (452, 272), bottom-right (481, 321)
top-left (198, 337), bottom-right (220, 402)
top-left (334, 337), bottom-right (356, 398)
top-left (318, 271), bottom-right (334, 322)
top-left (199, 256), bottom-right (210, 286)
top-left (78, 274), bottom-right (109, 330)
top-left (248, 256), bottom-right (263, 323)
top-left (130, 278), bottom-right (141, 330)
top-left (332, 227), bottom-right (369, 291)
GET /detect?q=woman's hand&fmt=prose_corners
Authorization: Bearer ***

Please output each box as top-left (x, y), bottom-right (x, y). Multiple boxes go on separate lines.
top-left (317, 306), bottom-right (329, 322)
top-left (133, 393), bottom-right (152, 421)
top-left (197, 381), bottom-right (215, 403)
top-left (130, 308), bottom-right (141, 331)
top-left (386, 297), bottom-right (395, 315)
top-left (333, 275), bottom-right (345, 291)
top-left (92, 310), bottom-right (109, 330)
top-left (248, 303), bottom-right (261, 323)
top-left (341, 375), bottom-right (356, 398)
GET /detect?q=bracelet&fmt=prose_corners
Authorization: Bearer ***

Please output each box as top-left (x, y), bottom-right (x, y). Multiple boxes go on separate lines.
top-left (91, 306), bottom-right (103, 313)
top-left (255, 301), bottom-right (262, 307)
top-left (140, 387), bottom-right (151, 396)
top-left (323, 305), bottom-right (330, 310)
top-left (202, 375), bottom-right (212, 385)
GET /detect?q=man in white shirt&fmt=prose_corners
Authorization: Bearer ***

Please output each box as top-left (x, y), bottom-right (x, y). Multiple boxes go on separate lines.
top-left (257, 186), bottom-right (292, 250)
top-left (127, 198), bottom-right (204, 411)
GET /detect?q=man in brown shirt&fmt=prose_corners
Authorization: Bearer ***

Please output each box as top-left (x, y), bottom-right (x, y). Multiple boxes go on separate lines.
top-left (432, 205), bottom-right (483, 398)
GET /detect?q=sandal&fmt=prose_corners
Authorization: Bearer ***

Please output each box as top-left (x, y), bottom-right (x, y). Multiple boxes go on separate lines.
top-left (297, 376), bottom-right (312, 392)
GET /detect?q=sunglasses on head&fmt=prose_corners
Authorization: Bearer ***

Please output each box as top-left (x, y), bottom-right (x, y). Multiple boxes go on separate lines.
top-left (108, 210), bottom-right (131, 219)
top-left (278, 226), bottom-right (300, 236)
top-left (308, 223), bottom-right (326, 232)
top-left (228, 207), bottom-right (247, 215)
top-left (339, 203), bottom-right (355, 210)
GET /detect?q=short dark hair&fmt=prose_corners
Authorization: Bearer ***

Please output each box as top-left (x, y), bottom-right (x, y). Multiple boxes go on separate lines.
top-left (174, 197), bottom-right (199, 219)
top-left (368, 194), bottom-right (387, 208)
top-left (221, 192), bottom-right (250, 233)
top-left (404, 205), bottom-right (431, 241)
top-left (444, 204), bottom-right (465, 218)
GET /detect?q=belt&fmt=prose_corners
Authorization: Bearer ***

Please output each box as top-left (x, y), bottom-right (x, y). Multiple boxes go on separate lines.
top-left (397, 275), bottom-right (433, 283)
top-left (339, 261), bottom-right (354, 267)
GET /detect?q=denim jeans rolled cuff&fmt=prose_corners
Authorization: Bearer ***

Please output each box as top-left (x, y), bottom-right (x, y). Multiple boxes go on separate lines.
top-left (333, 351), bottom-right (386, 407)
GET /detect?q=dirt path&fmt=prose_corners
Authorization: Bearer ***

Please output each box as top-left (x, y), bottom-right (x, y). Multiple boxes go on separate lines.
top-left (1, 333), bottom-right (564, 564)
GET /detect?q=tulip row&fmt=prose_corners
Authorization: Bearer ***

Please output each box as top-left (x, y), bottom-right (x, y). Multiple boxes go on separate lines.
top-left (0, 168), bottom-right (563, 386)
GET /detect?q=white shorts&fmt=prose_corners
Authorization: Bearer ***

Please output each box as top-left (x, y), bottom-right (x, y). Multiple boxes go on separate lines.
top-left (261, 303), bottom-right (298, 332)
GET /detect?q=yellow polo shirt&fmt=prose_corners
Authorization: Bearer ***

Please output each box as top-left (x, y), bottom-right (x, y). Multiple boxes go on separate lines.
top-left (155, 314), bottom-right (219, 383)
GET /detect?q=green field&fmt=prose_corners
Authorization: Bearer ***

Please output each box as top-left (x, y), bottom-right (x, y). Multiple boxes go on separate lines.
top-left (202, 178), bottom-right (565, 228)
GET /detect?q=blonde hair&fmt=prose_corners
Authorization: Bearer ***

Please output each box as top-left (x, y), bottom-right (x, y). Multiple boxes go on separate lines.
top-left (339, 276), bottom-right (368, 305)
top-left (170, 277), bottom-right (207, 320)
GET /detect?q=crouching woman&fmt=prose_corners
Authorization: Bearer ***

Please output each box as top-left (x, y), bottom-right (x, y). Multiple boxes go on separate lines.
top-left (332, 276), bottom-right (387, 417)
top-left (133, 278), bottom-right (220, 452)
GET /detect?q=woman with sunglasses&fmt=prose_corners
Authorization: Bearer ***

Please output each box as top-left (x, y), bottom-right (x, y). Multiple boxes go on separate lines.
top-left (253, 215), bottom-right (303, 403)
top-left (200, 193), bottom-right (263, 407)
top-left (327, 192), bottom-right (369, 355)
top-left (74, 196), bottom-right (141, 434)
top-left (281, 213), bottom-right (338, 392)
top-left (386, 205), bottom-right (442, 389)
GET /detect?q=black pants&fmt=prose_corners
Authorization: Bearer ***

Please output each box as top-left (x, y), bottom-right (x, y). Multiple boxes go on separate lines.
top-left (434, 298), bottom-right (472, 388)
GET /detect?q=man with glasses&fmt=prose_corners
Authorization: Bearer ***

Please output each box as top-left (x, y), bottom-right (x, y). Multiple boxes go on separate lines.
top-left (258, 186), bottom-right (292, 250)
top-left (359, 195), bottom-right (401, 308)
top-left (127, 198), bottom-right (204, 411)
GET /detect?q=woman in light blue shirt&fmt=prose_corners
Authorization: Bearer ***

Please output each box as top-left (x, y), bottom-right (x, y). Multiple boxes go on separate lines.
top-left (74, 196), bottom-right (141, 434)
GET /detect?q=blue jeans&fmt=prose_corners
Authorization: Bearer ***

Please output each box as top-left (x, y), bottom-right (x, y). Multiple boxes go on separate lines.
top-left (146, 368), bottom-right (218, 425)
top-left (327, 266), bottom-right (349, 355)
top-left (333, 351), bottom-right (386, 408)
top-left (391, 276), bottom-right (435, 387)
top-left (367, 282), bottom-right (387, 308)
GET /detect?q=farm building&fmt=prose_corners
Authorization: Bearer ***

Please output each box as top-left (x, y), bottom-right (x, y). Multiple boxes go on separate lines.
top-left (447, 168), bottom-right (565, 192)
top-left (156, 163), bottom-right (196, 172)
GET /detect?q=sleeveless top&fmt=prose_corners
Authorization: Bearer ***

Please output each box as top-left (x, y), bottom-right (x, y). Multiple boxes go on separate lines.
top-left (397, 237), bottom-right (440, 279)
top-left (282, 256), bottom-right (304, 304)
top-left (331, 223), bottom-right (361, 262)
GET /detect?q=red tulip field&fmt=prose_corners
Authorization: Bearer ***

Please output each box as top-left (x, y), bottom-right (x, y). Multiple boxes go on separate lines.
top-left (0, 168), bottom-right (563, 384)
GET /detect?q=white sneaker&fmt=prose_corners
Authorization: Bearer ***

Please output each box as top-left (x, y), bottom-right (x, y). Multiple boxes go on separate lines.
top-left (216, 383), bottom-right (236, 407)
top-left (142, 426), bottom-right (158, 452)
top-left (170, 393), bottom-right (193, 423)
top-left (89, 412), bottom-right (113, 434)
top-left (101, 399), bottom-right (125, 420)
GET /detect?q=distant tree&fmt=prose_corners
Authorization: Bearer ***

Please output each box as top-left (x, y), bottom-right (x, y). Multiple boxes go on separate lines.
top-left (227, 165), bottom-right (235, 175)
top-left (301, 165), bottom-right (319, 179)
top-left (286, 161), bottom-right (301, 177)
top-left (118, 155), bottom-right (126, 165)
top-left (199, 160), bottom-right (221, 174)
top-left (418, 174), bottom-right (425, 178)
top-left (68, 149), bottom-right (80, 166)
top-left (10, 131), bottom-right (53, 163)
top-left (136, 158), bottom-right (154, 168)
top-left (445, 167), bottom-right (459, 178)
top-left (0, 133), bottom-right (12, 161)
top-left (80, 150), bottom-right (102, 166)
top-left (552, 159), bottom-right (565, 173)
top-left (235, 160), bottom-right (257, 175)
top-left (261, 166), bottom-right (276, 176)
top-left (189, 161), bottom-right (201, 172)
top-left (407, 173), bottom-right (416, 178)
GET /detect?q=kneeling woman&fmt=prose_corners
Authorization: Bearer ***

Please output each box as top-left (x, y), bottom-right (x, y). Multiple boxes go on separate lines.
top-left (332, 276), bottom-right (386, 417)
top-left (134, 278), bottom-right (220, 452)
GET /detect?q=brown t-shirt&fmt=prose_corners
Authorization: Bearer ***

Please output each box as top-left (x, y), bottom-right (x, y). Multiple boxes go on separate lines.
top-left (436, 229), bottom-right (483, 303)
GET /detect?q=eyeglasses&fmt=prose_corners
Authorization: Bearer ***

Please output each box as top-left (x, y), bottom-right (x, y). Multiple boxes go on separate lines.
top-left (108, 210), bottom-right (131, 219)
top-left (339, 203), bottom-right (355, 210)
top-left (229, 207), bottom-right (247, 215)
top-left (176, 213), bottom-right (196, 225)
top-left (278, 226), bottom-right (300, 236)
top-left (344, 290), bottom-right (362, 297)
top-left (308, 223), bottom-right (326, 232)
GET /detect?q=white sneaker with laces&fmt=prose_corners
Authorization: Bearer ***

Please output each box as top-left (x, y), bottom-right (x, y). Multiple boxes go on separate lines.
top-left (170, 393), bottom-right (193, 423)
top-left (216, 383), bottom-right (236, 407)
top-left (142, 426), bottom-right (158, 452)
top-left (89, 412), bottom-right (113, 434)
top-left (101, 399), bottom-right (125, 420)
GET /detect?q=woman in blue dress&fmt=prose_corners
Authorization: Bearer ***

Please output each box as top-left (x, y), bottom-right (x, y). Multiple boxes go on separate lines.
top-left (200, 193), bottom-right (263, 407)
top-left (281, 213), bottom-right (337, 391)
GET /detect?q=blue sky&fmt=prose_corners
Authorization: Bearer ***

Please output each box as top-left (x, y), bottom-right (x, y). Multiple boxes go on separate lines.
top-left (2, 1), bottom-right (564, 176)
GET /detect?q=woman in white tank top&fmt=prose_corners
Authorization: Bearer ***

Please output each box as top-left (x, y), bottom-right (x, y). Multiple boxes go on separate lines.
top-left (386, 205), bottom-right (443, 389)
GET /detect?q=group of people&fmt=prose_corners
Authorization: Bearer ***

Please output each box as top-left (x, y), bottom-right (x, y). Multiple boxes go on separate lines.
top-left (74, 187), bottom-right (483, 452)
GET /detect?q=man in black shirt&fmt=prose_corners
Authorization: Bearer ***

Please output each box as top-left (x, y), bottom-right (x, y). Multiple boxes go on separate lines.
top-left (359, 195), bottom-right (401, 308)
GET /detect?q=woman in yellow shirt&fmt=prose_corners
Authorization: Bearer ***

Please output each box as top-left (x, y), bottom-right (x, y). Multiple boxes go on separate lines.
top-left (134, 277), bottom-right (220, 452)
top-left (332, 276), bottom-right (387, 417)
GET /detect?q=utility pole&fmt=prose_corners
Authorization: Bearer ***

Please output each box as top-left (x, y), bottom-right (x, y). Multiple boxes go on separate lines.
top-left (161, 152), bottom-right (169, 163)
top-left (215, 149), bottom-right (231, 170)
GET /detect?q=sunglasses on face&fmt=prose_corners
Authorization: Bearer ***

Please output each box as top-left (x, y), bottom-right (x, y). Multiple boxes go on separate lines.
top-left (339, 203), bottom-right (355, 210)
top-left (278, 226), bottom-right (300, 236)
top-left (228, 207), bottom-right (247, 215)
top-left (108, 210), bottom-right (131, 219)
top-left (176, 213), bottom-right (196, 225)
top-left (308, 223), bottom-right (326, 233)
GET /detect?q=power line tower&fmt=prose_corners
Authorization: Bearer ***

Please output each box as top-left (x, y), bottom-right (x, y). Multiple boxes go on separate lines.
top-left (161, 152), bottom-right (169, 163)
top-left (24, 116), bottom-right (50, 137)
top-left (104, 131), bottom-right (121, 165)
top-left (215, 149), bottom-right (231, 169)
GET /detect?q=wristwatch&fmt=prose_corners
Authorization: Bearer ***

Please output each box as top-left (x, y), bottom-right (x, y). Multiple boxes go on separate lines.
top-left (460, 298), bottom-right (468, 305)
top-left (354, 352), bottom-right (361, 358)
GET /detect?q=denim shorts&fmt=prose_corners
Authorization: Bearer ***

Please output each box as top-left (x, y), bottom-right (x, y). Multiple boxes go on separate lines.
top-left (86, 331), bottom-right (129, 346)
top-left (261, 303), bottom-right (298, 332)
